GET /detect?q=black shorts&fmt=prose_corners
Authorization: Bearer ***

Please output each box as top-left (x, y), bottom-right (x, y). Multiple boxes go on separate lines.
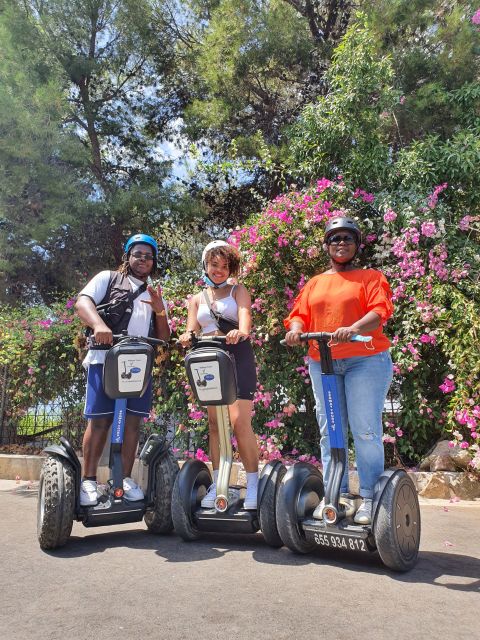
top-left (222, 339), bottom-right (257, 401)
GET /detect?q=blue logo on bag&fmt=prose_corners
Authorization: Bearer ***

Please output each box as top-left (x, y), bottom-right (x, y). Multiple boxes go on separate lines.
top-left (131, 367), bottom-right (141, 373)
top-left (204, 374), bottom-right (214, 381)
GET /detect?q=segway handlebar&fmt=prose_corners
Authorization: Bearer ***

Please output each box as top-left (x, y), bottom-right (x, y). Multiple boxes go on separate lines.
top-left (280, 332), bottom-right (372, 346)
top-left (182, 333), bottom-right (248, 348)
top-left (112, 334), bottom-right (169, 347)
top-left (89, 334), bottom-right (169, 349)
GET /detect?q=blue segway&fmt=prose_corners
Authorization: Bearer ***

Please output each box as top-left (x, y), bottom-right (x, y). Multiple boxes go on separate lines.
top-left (171, 335), bottom-right (285, 546)
top-left (277, 333), bottom-right (421, 571)
top-left (37, 334), bottom-right (179, 550)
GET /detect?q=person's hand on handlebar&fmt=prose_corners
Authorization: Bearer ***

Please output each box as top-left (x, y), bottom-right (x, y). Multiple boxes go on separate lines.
top-left (285, 321), bottom-right (304, 346)
top-left (178, 331), bottom-right (196, 348)
top-left (331, 325), bottom-right (359, 343)
top-left (225, 329), bottom-right (249, 345)
top-left (92, 321), bottom-right (113, 345)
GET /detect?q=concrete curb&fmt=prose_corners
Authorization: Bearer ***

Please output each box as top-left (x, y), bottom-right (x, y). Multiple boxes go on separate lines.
top-left (1, 453), bottom-right (479, 500)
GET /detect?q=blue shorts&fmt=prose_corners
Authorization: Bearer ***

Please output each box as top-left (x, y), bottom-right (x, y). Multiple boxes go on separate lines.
top-left (83, 364), bottom-right (153, 419)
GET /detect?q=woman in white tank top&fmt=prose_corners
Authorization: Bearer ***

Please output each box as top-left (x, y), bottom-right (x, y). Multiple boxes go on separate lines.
top-left (179, 242), bottom-right (259, 509)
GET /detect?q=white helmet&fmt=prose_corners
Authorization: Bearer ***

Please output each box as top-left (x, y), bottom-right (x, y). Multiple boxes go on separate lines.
top-left (201, 240), bottom-right (229, 268)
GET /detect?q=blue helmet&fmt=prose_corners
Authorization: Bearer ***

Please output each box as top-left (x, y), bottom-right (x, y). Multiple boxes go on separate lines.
top-left (124, 233), bottom-right (158, 257)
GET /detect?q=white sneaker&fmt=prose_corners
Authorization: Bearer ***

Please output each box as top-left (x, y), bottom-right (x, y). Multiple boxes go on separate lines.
top-left (354, 498), bottom-right (373, 524)
top-left (80, 479), bottom-right (99, 506)
top-left (123, 477), bottom-right (144, 501)
top-left (243, 486), bottom-right (257, 510)
top-left (201, 483), bottom-right (217, 508)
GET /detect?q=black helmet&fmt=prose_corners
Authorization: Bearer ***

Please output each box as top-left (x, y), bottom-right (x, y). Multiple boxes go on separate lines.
top-left (324, 217), bottom-right (361, 243)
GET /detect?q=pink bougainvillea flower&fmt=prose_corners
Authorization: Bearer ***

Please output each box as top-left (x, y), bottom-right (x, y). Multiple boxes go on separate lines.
top-left (439, 377), bottom-right (455, 394)
top-left (458, 215), bottom-right (472, 231)
top-left (383, 209), bottom-right (397, 223)
top-left (472, 9), bottom-right (480, 25)
top-left (421, 221), bottom-right (437, 237)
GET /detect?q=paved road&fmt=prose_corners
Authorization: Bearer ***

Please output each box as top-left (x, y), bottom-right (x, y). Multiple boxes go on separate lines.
top-left (0, 480), bottom-right (478, 640)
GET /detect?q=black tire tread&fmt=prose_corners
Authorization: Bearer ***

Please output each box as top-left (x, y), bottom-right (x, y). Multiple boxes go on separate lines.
top-left (374, 474), bottom-right (421, 572)
top-left (171, 473), bottom-right (201, 541)
top-left (144, 452), bottom-right (179, 534)
top-left (276, 481), bottom-right (318, 554)
top-left (259, 465), bottom-right (286, 548)
top-left (37, 455), bottom-right (75, 550)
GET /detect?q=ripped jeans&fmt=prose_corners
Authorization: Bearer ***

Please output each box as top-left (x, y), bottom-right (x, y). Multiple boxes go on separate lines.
top-left (309, 351), bottom-right (393, 499)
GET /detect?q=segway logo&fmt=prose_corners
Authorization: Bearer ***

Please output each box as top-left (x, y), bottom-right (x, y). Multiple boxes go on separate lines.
top-left (130, 367), bottom-right (141, 373)
top-left (327, 390), bottom-right (336, 431)
top-left (115, 407), bottom-right (125, 440)
top-left (204, 374), bottom-right (214, 381)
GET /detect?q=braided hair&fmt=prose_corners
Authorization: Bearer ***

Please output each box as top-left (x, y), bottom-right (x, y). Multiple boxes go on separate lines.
top-left (117, 255), bottom-right (131, 276)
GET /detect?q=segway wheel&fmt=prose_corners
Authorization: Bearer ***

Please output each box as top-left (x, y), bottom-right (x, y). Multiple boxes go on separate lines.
top-left (258, 464), bottom-right (286, 548)
top-left (276, 462), bottom-right (324, 554)
top-left (171, 461), bottom-right (211, 541)
top-left (374, 472), bottom-right (421, 572)
top-left (144, 452), bottom-right (179, 534)
top-left (37, 455), bottom-right (75, 550)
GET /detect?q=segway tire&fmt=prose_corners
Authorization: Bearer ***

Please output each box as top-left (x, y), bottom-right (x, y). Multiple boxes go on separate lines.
top-left (171, 463), bottom-right (211, 541)
top-left (258, 464), bottom-right (286, 548)
top-left (374, 472), bottom-right (421, 572)
top-left (144, 452), bottom-right (179, 534)
top-left (276, 463), bottom-right (324, 554)
top-left (37, 455), bottom-right (75, 550)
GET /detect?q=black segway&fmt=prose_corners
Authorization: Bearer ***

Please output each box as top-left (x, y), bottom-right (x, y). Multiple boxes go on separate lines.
top-left (171, 335), bottom-right (285, 546)
top-left (277, 333), bottom-right (421, 571)
top-left (37, 334), bottom-right (179, 550)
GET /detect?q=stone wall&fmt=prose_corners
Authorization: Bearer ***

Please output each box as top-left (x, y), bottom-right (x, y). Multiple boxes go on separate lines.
top-left (1, 454), bottom-right (479, 500)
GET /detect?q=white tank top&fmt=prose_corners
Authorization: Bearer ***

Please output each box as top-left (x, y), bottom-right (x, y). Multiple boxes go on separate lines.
top-left (197, 286), bottom-right (239, 334)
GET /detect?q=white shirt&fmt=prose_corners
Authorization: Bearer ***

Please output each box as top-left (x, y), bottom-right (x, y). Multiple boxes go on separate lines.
top-left (79, 270), bottom-right (169, 367)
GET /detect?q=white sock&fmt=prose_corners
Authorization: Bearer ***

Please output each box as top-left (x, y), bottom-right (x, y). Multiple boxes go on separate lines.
top-left (246, 471), bottom-right (258, 493)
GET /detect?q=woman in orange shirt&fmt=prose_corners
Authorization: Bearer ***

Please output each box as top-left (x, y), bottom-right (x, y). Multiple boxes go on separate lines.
top-left (284, 217), bottom-right (394, 525)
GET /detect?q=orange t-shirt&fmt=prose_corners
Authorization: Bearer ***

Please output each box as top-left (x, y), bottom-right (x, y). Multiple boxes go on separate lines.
top-left (284, 269), bottom-right (393, 361)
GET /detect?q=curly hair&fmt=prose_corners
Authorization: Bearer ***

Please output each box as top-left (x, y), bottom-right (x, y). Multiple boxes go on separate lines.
top-left (204, 245), bottom-right (241, 277)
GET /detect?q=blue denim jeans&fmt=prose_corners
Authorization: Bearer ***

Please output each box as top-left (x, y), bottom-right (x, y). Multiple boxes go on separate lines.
top-left (309, 351), bottom-right (393, 499)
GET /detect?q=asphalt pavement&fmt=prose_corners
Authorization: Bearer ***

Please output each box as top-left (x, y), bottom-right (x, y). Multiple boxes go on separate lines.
top-left (0, 480), bottom-right (478, 640)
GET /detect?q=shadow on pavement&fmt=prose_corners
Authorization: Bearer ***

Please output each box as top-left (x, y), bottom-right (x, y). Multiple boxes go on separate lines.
top-left (1, 483), bottom-right (38, 498)
top-left (40, 527), bottom-right (479, 592)
top-left (253, 545), bottom-right (480, 592)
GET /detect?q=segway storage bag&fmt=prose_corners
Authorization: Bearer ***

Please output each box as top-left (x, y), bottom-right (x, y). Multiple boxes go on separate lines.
top-left (103, 340), bottom-right (154, 399)
top-left (185, 347), bottom-right (237, 406)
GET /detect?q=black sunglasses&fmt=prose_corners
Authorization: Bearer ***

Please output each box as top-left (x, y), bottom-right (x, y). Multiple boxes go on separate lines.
top-left (327, 234), bottom-right (356, 245)
top-left (130, 251), bottom-right (155, 260)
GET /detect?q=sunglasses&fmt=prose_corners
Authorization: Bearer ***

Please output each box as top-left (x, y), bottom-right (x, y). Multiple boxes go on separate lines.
top-left (130, 251), bottom-right (155, 261)
top-left (327, 234), bottom-right (356, 246)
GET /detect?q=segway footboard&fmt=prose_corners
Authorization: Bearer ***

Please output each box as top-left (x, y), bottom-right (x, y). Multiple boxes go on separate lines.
top-left (195, 504), bottom-right (259, 534)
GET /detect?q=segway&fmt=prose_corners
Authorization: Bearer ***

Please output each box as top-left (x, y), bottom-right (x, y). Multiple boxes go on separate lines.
top-left (37, 334), bottom-right (179, 550)
top-left (277, 333), bottom-right (421, 571)
top-left (171, 335), bottom-right (285, 546)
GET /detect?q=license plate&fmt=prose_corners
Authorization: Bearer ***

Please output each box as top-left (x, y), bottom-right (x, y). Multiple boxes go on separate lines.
top-left (312, 532), bottom-right (369, 552)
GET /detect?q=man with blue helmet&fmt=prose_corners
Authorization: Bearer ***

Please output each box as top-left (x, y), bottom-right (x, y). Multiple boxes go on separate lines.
top-left (75, 233), bottom-right (170, 506)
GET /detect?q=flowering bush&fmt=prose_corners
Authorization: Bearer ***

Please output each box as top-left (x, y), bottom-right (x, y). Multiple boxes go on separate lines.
top-left (2, 180), bottom-right (479, 473)
top-left (0, 300), bottom-right (84, 437)
top-left (221, 178), bottom-right (479, 467)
